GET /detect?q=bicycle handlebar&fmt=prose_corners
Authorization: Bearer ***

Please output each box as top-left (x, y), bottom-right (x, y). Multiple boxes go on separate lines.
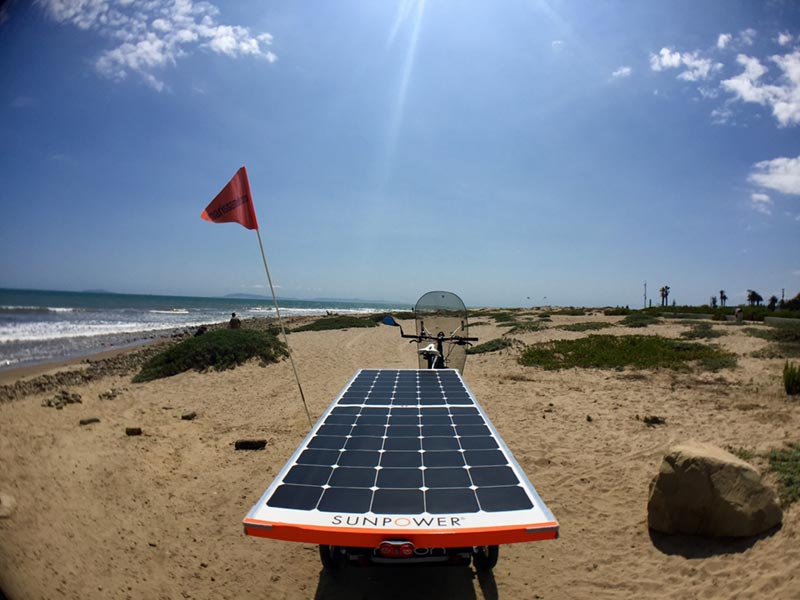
top-left (399, 333), bottom-right (479, 343)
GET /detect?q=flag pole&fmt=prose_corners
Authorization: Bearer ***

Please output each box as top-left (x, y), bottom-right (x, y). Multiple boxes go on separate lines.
top-left (255, 229), bottom-right (313, 428)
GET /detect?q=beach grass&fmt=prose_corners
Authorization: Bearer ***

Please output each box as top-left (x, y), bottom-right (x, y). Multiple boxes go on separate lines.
top-left (133, 329), bottom-right (287, 382)
top-left (603, 307), bottom-right (632, 316)
top-left (551, 308), bottom-right (586, 316)
top-left (519, 334), bottom-right (737, 371)
top-left (505, 320), bottom-right (545, 334)
top-left (557, 322), bottom-right (614, 332)
top-left (291, 315), bottom-right (378, 332)
top-left (680, 322), bottom-right (724, 339)
top-left (467, 338), bottom-right (514, 354)
top-left (747, 322), bottom-right (800, 358)
top-left (768, 443), bottom-right (800, 505)
top-left (620, 313), bottom-right (660, 328)
top-left (481, 311), bottom-right (518, 324)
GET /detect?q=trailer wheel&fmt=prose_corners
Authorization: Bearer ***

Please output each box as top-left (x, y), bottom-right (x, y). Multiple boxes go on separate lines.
top-left (473, 545), bottom-right (499, 571)
top-left (319, 545), bottom-right (342, 570)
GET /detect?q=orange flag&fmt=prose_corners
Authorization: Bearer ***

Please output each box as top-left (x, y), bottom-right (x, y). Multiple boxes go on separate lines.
top-left (200, 166), bottom-right (259, 230)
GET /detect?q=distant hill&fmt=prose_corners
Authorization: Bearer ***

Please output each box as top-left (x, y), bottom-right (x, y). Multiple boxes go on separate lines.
top-left (223, 293), bottom-right (272, 300)
top-left (223, 293), bottom-right (406, 305)
top-left (310, 297), bottom-right (405, 306)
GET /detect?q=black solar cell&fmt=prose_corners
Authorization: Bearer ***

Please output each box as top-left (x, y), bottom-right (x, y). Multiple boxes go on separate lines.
top-left (265, 369), bottom-right (535, 516)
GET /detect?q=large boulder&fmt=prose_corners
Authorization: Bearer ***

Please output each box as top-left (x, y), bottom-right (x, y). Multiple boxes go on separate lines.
top-left (647, 442), bottom-right (782, 537)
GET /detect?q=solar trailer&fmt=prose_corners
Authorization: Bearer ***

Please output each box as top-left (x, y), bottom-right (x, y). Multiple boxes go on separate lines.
top-left (244, 368), bottom-right (558, 568)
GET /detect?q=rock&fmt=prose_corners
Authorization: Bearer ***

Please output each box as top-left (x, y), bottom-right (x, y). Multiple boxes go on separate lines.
top-left (41, 390), bottom-right (82, 409)
top-left (644, 415), bottom-right (666, 427)
top-left (647, 442), bottom-right (782, 537)
top-left (125, 427), bottom-right (143, 436)
top-left (0, 493), bottom-right (16, 518)
top-left (181, 411), bottom-right (197, 421)
top-left (235, 439), bottom-right (267, 451)
top-left (79, 417), bottom-right (101, 426)
top-left (586, 415), bottom-right (593, 422)
top-left (99, 388), bottom-right (125, 401)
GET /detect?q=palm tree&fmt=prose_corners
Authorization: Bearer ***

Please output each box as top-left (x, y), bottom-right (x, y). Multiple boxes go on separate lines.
top-left (746, 290), bottom-right (763, 307)
top-left (711, 296), bottom-right (718, 309)
top-left (719, 290), bottom-right (727, 307)
top-left (768, 295), bottom-right (778, 311)
top-left (663, 285), bottom-right (670, 307)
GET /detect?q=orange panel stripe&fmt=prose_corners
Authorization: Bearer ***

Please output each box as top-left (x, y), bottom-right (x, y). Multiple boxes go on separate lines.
top-left (242, 518), bottom-right (558, 547)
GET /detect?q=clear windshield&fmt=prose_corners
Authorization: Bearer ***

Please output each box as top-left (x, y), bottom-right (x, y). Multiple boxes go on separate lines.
top-left (414, 291), bottom-right (469, 373)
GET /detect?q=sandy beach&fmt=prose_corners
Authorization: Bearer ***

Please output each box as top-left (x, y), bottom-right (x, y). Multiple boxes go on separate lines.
top-left (1, 313), bottom-right (798, 599)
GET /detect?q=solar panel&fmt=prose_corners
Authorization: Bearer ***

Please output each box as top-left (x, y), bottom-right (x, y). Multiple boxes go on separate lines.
top-left (244, 369), bottom-right (558, 548)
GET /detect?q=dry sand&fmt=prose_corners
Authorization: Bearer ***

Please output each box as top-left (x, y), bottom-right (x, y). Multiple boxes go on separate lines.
top-left (0, 315), bottom-right (798, 599)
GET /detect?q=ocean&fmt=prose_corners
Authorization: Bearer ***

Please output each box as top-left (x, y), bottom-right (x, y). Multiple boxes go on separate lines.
top-left (0, 288), bottom-right (407, 371)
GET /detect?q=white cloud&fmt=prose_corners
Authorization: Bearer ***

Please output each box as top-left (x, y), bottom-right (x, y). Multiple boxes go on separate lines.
top-left (677, 52), bottom-right (720, 81)
top-left (777, 32), bottom-right (793, 47)
top-left (152, 18), bottom-right (171, 33)
top-left (721, 51), bottom-right (800, 127)
top-left (649, 47), bottom-right (682, 71)
top-left (551, 40), bottom-right (564, 50)
top-left (37, 0), bottom-right (276, 90)
top-left (739, 28), bottom-right (757, 46)
top-left (611, 66), bottom-right (632, 79)
top-left (718, 33), bottom-right (732, 49)
top-left (698, 86), bottom-right (719, 99)
top-left (649, 47), bottom-right (720, 81)
top-left (750, 192), bottom-right (773, 214)
top-left (748, 155), bottom-right (800, 196)
top-left (710, 104), bottom-right (733, 124)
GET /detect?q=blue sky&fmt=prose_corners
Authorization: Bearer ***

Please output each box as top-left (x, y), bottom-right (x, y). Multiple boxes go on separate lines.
top-left (1, 0), bottom-right (799, 307)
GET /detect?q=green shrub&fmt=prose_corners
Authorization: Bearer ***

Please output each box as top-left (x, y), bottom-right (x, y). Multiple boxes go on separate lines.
top-left (506, 320), bottom-right (544, 334)
top-left (467, 338), bottom-right (514, 355)
top-left (468, 321), bottom-right (489, 327)
top-left (133, 329), bottom-right (287, 382)
top-left (552, 308), bottom-right (586, 316)
top-left (746, 323), bottom-right (800, 358)
top-left (746, 323), bottom-right (800, 344)
top-left (292, 315), bottom-right (378, 332)
top-left (519, 335), bottom-right (736, 371)
top-left (620, 313), bottom-right (660, 328)
top-left (604, 307), bottom-right (631, 316)
top-left (557, 322), bottom-right (613, 332)
top-left (785, 362), bottom-right (800, 395)
top-left (484, 311), bottom-right (516, 323)
top-left (680, 322), bottom-right (724, 340)
top-left (768, 443), bottom-right (800, 505)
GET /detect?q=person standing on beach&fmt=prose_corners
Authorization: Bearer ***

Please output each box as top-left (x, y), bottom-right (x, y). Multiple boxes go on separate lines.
top-left (229, 313), bottom-right (241, 329)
